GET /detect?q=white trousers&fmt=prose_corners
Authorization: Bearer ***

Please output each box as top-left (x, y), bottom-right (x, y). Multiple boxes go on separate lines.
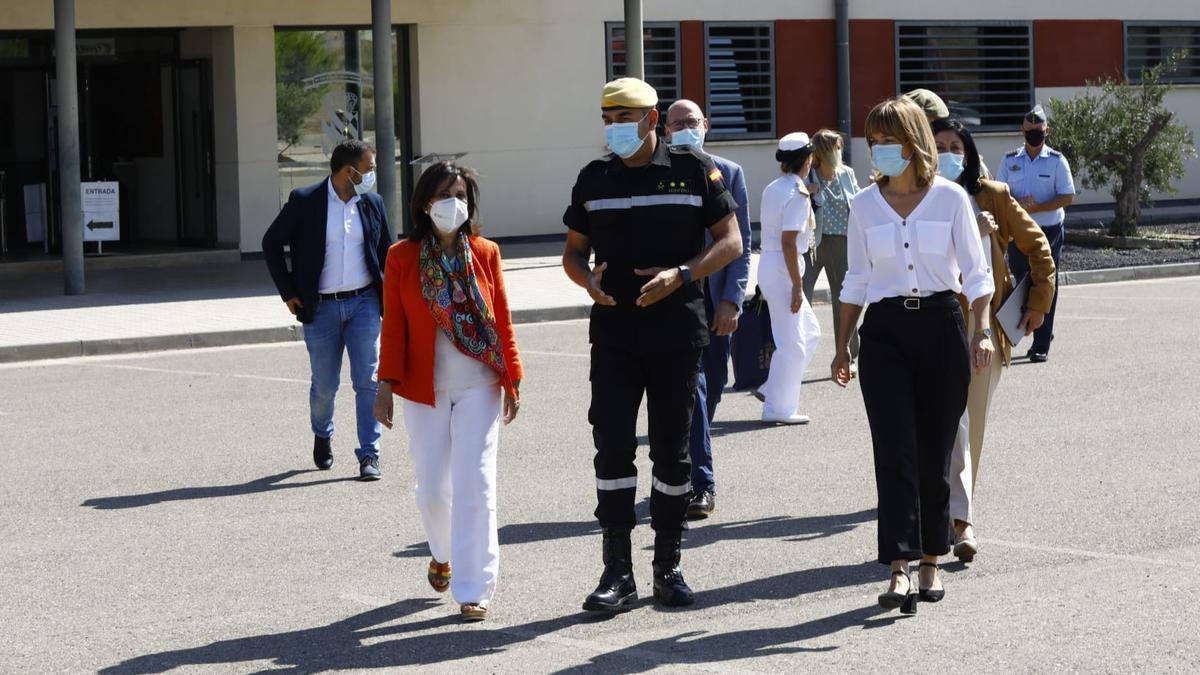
top-left (949, 312), bottom-right (1004, 526)
top-left (402, 383), bottom-right (502, 605)
top-left (757, 250), bottom-right (822, 417)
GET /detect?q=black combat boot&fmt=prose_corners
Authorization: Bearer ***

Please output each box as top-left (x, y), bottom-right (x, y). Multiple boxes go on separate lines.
top-left (651, 530), bottom-right (694, 607)
top-left (582, 528), bottom-right (637, 612)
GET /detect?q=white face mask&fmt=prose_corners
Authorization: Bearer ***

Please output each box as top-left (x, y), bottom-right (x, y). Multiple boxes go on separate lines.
top-left (429, 197), bottom-right (469, 235)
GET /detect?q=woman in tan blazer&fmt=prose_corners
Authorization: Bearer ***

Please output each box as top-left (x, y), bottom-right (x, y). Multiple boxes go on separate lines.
top-left (932, 118), bottom-right (1056, 561)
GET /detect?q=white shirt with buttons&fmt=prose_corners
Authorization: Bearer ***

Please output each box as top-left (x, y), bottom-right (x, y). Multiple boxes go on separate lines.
top-left (840, 176), bottom-right (994, 307)
top-left (319, 178), bottom-right (373, 294)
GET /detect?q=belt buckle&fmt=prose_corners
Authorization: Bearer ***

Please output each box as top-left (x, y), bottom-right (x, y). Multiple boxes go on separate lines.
top-left (903, 297), bottom-right (920, 310)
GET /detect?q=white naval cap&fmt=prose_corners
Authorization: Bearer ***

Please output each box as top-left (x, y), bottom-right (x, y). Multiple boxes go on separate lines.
top-left (1025, 104), bottom-right (1047, 124)
top-left (777, 132), bottom-right (812, 152)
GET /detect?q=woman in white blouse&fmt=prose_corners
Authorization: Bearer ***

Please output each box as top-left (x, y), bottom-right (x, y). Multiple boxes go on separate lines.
top-left (830, 99), bottom-right (995, 615)
top-left (756, 132), bottom-right (822, 425)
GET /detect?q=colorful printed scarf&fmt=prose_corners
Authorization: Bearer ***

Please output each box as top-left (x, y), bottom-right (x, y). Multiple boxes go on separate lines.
top-left (419, 233), bottom-right (508, 381)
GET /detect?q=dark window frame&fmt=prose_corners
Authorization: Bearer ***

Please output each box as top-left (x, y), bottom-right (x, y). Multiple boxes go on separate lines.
top-left (704, 21), bottom-right (776, 141)
top-left (1125, 21), bottom-right (1200, 84)
top-left (604, 21), bottom-right (682, 117)
top-left (895, 21), bottom-right (1034, 132)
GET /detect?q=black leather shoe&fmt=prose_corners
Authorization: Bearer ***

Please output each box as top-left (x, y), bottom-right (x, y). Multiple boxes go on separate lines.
top-left (359, 457), bottom-right (381, 481)
top-left (583, 528), bottom-right (637, 612)
top-left (313, 436), bottom-right (333, 470)
top-left (1029, 351), bottom-right (1049, 363)
top-left (651, 531), bottom-right (695, 607)
top-left (686, 491), bottom-right (716, 520)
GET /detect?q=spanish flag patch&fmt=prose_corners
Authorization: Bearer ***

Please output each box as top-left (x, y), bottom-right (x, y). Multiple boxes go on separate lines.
top-left (708, 168), bottom-right (722, 183)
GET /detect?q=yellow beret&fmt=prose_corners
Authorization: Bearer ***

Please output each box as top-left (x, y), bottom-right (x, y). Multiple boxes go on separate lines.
top-left (601, 77), bottom-right (658, 110)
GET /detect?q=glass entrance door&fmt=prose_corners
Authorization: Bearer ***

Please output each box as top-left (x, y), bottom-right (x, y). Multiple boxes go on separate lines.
top-left (174, 60), bottom-right (215, 247)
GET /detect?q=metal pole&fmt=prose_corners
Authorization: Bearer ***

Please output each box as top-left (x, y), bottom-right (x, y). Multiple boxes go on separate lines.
top-left (55, 0), bottom-right (84, 294)
top-left (372, 0), bottom-right (398, 239)
top-left (835, 0), bottom-right (852, 162)
top-left (623, 0), bottom-right (644, 80)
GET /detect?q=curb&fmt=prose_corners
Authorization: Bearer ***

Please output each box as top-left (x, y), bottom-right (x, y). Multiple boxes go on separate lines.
top-left (1, 262), bottom-right (1196, 363)
top-left (0, 326), bottom-right (304, 364)
top-left (1059, 261), bottom-right (1200, 286)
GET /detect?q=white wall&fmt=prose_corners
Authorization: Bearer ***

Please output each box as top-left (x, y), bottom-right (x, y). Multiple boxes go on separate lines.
top-left (414, 17), bottom-right (611, 237)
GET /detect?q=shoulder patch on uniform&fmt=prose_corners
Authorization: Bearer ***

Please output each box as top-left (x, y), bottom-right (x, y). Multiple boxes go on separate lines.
top-left (708, 167), bottom-right (722, 183)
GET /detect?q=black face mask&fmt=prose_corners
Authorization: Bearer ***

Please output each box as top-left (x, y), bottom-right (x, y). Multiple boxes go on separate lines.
top-left (1024, 128), bottom-right (1046, 147)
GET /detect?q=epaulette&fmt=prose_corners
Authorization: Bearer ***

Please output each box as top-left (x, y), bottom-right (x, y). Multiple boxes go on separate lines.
top-left (1004, 148), bottom-right (1021, 158)
top-left (1047, 149), bottom-right (1062, 157)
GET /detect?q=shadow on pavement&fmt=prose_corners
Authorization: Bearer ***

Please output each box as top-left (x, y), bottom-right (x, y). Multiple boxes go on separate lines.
top-left (682, 509), bottom-right (874, 550)
top-left (80, 470), bottom-right (358, 510)
top-left (553, 604), bottom-right (896, 673)
top-left (98, 599), bottom-right (594, 674)
top-left (99, 558), bottom-right (894, 673)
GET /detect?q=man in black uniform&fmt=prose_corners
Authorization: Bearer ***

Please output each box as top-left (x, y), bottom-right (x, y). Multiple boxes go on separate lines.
top-left (562, 78), bottom-right (741, 611)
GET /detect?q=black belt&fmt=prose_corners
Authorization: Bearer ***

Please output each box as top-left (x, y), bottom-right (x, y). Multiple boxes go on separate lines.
top-left (878, 290), bottom-right (958, 310)
top-left (319, 285), bottom-right (372, 301)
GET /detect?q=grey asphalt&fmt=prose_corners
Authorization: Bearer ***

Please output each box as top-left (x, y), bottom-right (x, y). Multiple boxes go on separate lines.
top-left (2, 276), bottom-right (1199, 673)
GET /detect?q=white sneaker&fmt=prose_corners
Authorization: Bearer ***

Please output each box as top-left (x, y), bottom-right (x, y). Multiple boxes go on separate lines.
top-left (762, 411), bottom-right (811, 425)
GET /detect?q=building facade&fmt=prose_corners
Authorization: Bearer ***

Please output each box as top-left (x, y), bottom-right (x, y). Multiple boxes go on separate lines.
top-left (1, 1), bottom-right (1197, 258)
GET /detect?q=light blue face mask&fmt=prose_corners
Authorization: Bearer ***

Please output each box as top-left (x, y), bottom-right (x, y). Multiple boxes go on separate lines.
top-left (871, 144), bottom-right (910, 177)
top-left (605, 113), bottom-right (649, 158)
top-left (938, 152), bottom-right (966, 181)
top-left (352, 168), bottom-right (377, 196)
top-left (669, 127), bottom-right (705, 151)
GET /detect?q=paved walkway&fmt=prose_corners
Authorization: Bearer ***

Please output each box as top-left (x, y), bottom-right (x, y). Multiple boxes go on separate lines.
top-left (0, 240), bottom-right (824, 362)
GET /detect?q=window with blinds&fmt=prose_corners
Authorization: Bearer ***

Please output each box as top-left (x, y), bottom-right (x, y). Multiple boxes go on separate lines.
top-left (704, 23), bottom-right (775, 140)
top-left (1126, 23), bottom-right (1200, 83)
top-left (896, 22), bottom-right (1033, 130)
top-left (605, 22), bottom-right (681, 115)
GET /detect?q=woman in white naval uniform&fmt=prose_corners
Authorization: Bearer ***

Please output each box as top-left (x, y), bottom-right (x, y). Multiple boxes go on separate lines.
top-left (756, 132), bottom-right (822, 425)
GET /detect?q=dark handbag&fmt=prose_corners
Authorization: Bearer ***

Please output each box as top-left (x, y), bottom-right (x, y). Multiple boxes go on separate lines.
top-left (730, 286), bottom-right (776, 391)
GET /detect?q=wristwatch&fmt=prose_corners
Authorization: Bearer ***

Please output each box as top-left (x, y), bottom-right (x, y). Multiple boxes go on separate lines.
top-left (677, 265), bottom-right (693, 285)
top-left (975, 327), bottom-right (993, 339)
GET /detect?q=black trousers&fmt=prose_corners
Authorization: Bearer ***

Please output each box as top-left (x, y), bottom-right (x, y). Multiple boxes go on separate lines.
top-left (589, 342), bottom-right (702, 532)
top-left (858, 301), bottom-right (970, 564)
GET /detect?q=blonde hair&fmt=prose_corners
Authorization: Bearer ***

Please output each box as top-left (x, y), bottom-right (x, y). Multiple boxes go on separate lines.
top-left (864, 98), bottom-right (939, 188)
top-left (811, 129), bottom-right (844, 171)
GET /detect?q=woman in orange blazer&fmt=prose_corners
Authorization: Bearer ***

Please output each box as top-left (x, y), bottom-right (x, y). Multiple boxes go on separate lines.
top-left (373, 162), bottom-right (523, 622)
top-left (933, 119), bottom-right (1055, 562)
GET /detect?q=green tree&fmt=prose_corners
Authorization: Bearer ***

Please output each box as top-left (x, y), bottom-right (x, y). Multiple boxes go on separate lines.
top-left (1046, 51), bottom-right (1197, 236)
top-left (275, 32), bottom-right (338, 156)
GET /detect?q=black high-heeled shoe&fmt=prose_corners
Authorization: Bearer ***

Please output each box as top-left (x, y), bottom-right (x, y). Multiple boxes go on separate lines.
top-left (918, 562), bottom-right (945, 603)
top-left (878, 568), bottom-right (917, 614)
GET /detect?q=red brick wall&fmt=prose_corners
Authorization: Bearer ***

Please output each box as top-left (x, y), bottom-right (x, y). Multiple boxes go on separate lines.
top-left (775, 20), bottom-right (838, 135)
top-left (1034, 20), bottom-right (1125, 87)
top-left (849, 20), bottom-right (896, 136)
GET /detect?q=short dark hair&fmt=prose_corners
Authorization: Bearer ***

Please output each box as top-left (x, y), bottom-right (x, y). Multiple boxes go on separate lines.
top-left (930, 117), bottom-right (982, 195)
top-left (330, 139), bottom-right (375, 175)
top-left (776, 146), bottom-right (813, 175)
top-left (408, 161), bottom-right (481, 242)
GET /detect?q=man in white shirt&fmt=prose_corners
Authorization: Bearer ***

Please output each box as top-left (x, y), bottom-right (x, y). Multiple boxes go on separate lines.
top-left (263, 140), bottom-right (393, 480)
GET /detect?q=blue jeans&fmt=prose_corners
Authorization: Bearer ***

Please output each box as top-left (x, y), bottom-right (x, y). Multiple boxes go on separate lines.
top-left (303, 288), bottom-right (382, 461)
top-left (1008, 223), bottom-right (1063, 355)
top-left (689, 333), bottom-right (730, 494)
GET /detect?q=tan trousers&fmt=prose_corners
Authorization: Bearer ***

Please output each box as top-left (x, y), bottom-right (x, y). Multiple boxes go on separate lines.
top-left (949, 311), bottom-right (1004, 526)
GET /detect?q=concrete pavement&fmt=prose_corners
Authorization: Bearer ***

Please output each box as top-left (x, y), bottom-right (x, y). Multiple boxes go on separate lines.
top-left (1, 276), bottom-right (1198, 672)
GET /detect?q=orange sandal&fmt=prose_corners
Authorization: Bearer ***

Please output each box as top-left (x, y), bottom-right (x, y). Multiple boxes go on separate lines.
top-left (427, 559), bottom-right (451, 593)
top-left (460, 603), bottom-right (488, 622)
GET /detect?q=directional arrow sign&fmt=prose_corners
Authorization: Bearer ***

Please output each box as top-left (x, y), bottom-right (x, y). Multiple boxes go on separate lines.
top-left (86, 220), bottom-right (114, 231)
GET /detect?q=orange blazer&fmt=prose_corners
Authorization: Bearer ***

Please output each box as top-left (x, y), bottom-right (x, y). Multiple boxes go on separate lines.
top-left (378, 236), bottom-right (524, 406)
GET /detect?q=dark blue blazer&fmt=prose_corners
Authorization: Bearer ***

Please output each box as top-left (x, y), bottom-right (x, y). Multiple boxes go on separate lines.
top-left (262, 178), bottom-right (393, 324)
